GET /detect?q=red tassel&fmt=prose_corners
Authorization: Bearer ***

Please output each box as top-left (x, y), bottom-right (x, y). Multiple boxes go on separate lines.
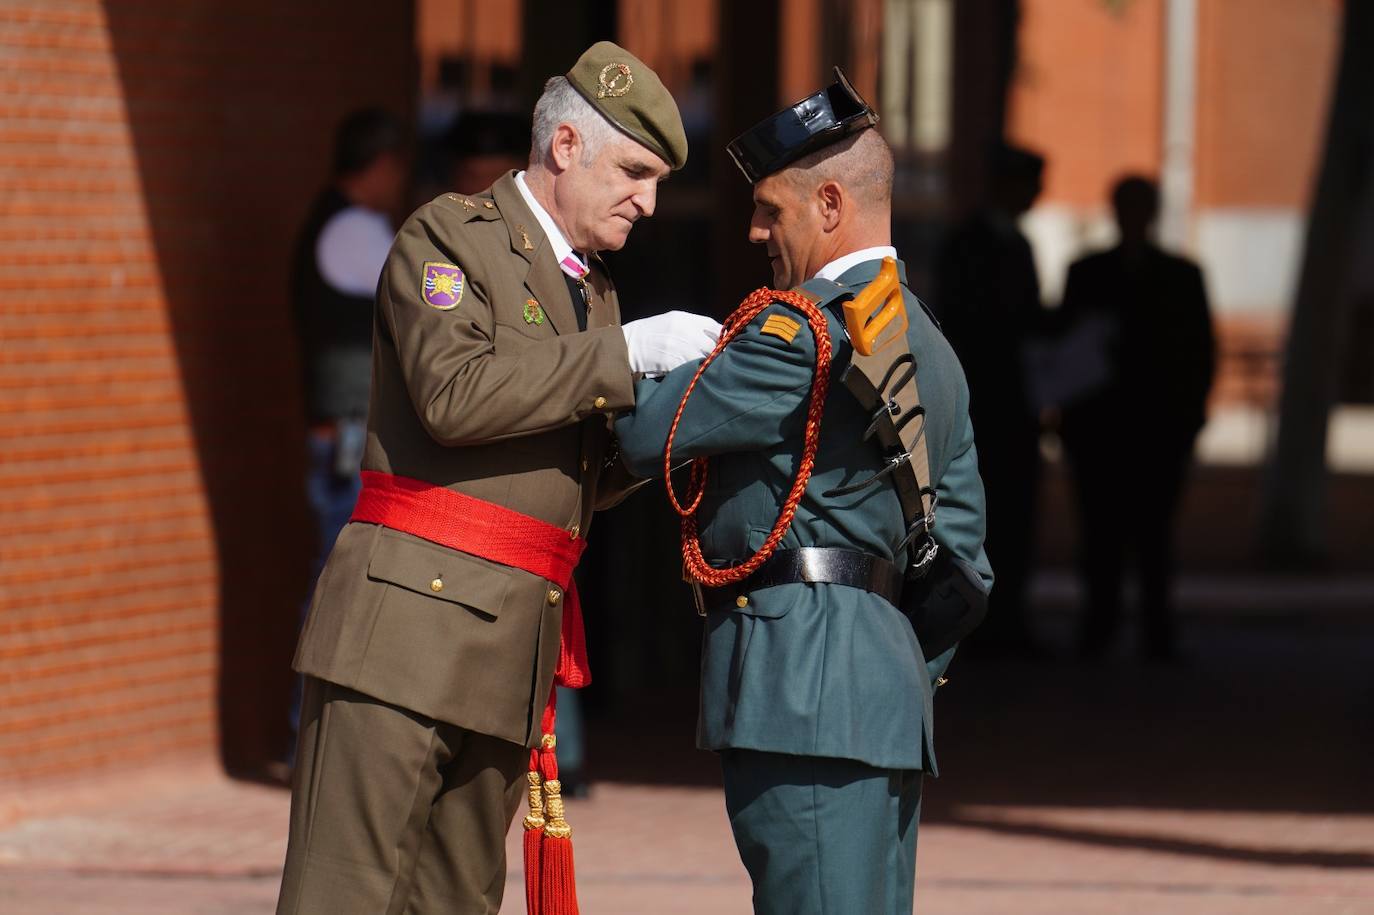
top-left (523, 819), bottom-right (545, 914)
top-left (522, 764), bottom-right (546, 915)
top-left (539, 775), bottom-right (579, 915)
top-left (528, 585), bottom-right (587, 915)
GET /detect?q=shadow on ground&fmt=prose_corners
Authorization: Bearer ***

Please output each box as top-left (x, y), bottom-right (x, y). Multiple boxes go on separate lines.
top-left (579, 593), bottom-right (1374, 876)
top-left (937, 813), bottom-right (1374, 869)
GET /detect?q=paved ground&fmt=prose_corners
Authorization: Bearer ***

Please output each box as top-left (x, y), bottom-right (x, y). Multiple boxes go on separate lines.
top-left (2, 584), bottom-right (1372, 914)
top-left (2, 769), bottom-right (1371, 914)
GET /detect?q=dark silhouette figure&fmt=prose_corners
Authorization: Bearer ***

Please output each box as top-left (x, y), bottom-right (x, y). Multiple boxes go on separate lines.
top-left (935, 143), bottom-right (1047, 656)
top-left (1058, 176), bottom-right (1216, 661)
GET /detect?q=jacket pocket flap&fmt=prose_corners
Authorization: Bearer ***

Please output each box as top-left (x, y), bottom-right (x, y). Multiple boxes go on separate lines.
top-left (367, 530), bottom-right (512, 616)
top-left (730, 587), bottom-right (792, 618)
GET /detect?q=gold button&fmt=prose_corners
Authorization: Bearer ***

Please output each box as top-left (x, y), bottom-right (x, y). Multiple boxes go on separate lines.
top-left (735, 595), bottom-right (749, 608)
top-left (483, 201), bottom-right (494, 209)
top-left (548, 588), bottom-right (562, 605)
top-left (430, 578), bottom-right (444, 593)
top-left (593, 396), bottom-right (607, 409)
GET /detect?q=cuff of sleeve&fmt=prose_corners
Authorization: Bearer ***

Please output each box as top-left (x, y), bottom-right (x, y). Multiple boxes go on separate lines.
top-left (585, 325), bottom-right (636, 415)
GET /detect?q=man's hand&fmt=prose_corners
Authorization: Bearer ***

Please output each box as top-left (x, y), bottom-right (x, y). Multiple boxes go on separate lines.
top-left (621, 311), bottom-right (722, 375)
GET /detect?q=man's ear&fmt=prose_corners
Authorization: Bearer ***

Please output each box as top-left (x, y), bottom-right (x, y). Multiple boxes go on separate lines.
top-left (818, 180), bottom-right (843, 232)
top-left (549, 123), bottom-right (581, 172)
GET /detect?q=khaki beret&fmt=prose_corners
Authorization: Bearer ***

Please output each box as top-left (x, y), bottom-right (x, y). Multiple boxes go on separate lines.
top-left (565, 41), bottom-right (688, 171)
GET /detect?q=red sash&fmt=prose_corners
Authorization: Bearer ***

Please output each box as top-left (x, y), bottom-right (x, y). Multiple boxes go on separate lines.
top-left (350, 470), bottom-right (590, 694)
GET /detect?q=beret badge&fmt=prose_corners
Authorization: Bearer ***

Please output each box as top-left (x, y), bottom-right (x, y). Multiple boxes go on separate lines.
top-left (597, 62), bottom-right (633, 98)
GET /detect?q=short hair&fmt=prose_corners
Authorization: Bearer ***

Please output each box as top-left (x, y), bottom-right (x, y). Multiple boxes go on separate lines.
top-left (529, 76), bottom-right (618, 167)
top-left (1111, 174), bottom-right (1160, 219)
top-left (780, 128), bottom-right (894, 208)
top-left (333, 108), bottom-right (404, 176)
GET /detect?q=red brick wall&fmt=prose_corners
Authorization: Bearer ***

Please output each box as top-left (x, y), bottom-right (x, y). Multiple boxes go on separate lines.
top-left (1010, 0), bottom-right (1340, 211)
top-left (1008, 0), bottom-right (1164, 208)
top-left (0, 1), bottom-right (414, 781)
top-left (1195, 0), bottom-right (1341, 208)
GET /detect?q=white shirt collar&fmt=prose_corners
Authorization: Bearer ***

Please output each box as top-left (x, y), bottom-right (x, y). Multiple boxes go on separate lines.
top-left (814, 246), bottom-right (898, 282)
top-left (515, 170), bottom-right (588, 278)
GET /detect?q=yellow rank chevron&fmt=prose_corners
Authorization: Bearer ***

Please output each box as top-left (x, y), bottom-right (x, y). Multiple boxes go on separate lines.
top-left (760, 313), bottom-right (802, 344)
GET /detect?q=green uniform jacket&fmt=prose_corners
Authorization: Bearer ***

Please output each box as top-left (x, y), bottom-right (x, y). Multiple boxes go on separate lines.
top-left (295, 171), bottom-right (641, 748)
top-left (615, 258), bottom-right (992, 772)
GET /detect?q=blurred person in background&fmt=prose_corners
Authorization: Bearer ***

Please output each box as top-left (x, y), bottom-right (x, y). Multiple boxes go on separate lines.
top-left (411, 108), bottom-right (531, 207)
top-left (285, 107), bottom-right (406, 760)
top-left (935, 142), bottom-right (1048, 657)
top-left (446, 109), bottom-right (531, 193)
top-left (1058, 175), bottom-right (1216, 662)
top-left (276, 43), bottom-right (720, 915)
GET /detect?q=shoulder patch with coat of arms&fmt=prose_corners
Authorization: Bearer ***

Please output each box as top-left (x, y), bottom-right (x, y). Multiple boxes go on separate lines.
top-left (422, 261), bottom-right (464, 310)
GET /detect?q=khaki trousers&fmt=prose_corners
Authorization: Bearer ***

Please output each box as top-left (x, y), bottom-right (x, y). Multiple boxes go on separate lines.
top-left (276, 677), bottom-right (527, 915)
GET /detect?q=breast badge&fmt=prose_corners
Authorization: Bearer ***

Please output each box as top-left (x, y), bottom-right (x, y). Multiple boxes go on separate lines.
top-left (422, 262), bottom-right (465, 310)
top-left (523, 298), bottom-right (545, 326)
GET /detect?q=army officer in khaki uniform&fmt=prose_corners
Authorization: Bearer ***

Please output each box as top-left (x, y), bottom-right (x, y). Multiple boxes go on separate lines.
top-left (276, 43), bottom-right (719, 915)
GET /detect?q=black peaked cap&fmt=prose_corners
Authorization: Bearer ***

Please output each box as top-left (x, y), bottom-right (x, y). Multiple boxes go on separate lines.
top-left (726, 67), bottom-right (879, 184)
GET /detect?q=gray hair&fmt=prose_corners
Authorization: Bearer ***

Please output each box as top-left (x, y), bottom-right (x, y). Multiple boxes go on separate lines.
top-left (530, 76), bottom-right (618, 167)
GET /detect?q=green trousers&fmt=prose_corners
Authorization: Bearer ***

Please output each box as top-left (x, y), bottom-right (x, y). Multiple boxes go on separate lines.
top-left (276, 677), bottom-right (527, 915)
top-left (722, 749), bottom-right (923, 915)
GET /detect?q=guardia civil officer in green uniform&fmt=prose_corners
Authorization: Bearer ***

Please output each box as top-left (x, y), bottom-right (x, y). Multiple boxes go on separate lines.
top-left (276, 44), bottom-right (720, 915)
top-left (616, 74), bottom-right (993, 914)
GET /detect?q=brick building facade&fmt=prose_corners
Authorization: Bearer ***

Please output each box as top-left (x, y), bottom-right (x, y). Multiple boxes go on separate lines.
top-left (0, 1), bottom-right (414, 779)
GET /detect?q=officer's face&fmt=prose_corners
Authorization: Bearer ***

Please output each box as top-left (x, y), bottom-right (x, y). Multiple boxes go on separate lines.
top-left (748, 173), bottom-right (825, 289)
top-left (558, 133), bottom-right (670, 253)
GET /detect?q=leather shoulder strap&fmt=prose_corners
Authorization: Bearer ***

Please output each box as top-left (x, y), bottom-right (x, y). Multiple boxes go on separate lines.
top-left (790, 277), bottom-right (851, 313)
top-left (824, 280), bottom-right (940, 575)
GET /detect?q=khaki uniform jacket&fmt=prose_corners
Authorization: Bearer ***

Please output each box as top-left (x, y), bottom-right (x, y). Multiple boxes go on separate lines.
top-left (294, 171), bottom-right (639, 748)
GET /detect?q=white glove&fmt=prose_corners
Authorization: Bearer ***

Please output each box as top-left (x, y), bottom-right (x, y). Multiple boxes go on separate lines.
top-left (621, 311), bottom-right (722, 375)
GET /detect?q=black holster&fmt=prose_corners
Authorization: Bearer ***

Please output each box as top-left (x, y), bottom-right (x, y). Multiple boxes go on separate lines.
top-left (900, 550), bottom-right (988, 660)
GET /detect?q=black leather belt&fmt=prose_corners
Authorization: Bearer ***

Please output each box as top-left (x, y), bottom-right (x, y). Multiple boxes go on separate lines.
top-left (690, 547), bottom-right (903, 616)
